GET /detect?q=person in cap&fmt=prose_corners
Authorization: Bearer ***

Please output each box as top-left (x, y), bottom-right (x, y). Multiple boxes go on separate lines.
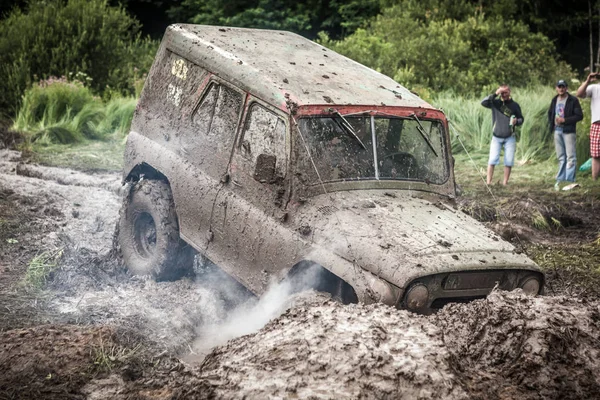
top-left (576, 73), bottom-right (600, 181)
top-left (548, 79), bottom-right (583, 190)
top-left (481, 84), bottom-right (524, 185)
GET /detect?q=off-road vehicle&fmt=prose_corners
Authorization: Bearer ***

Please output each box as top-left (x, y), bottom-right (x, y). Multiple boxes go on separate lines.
top-left (119, 24), bottom-right (543, 313)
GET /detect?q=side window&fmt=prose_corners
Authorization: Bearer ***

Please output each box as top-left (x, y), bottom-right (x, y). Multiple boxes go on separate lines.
top-left (240, 104), bottom-right (287, 177)
top-left (192, 82), bottom-right (243, 153)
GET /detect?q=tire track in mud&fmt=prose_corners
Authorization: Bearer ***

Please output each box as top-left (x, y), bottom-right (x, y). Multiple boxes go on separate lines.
top-left (1, 149), bottom-right (600, 399)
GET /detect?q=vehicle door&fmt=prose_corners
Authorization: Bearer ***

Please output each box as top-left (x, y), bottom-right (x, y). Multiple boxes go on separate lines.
top-left (209, 98), bottom-right (295, 294)
top-left (173, 76), bottom-right (246, 251)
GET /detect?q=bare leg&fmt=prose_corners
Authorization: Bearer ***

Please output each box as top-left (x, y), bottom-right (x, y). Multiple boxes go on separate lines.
top-left (593, 157), bottom-right (600, 180)
top-left (503, 166), bottom-right (512, 185)
top-left (487, 165), bottom-right (495, 185)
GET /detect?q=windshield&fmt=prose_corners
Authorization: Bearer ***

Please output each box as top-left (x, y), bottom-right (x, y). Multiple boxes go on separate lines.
top-left (297, 114), bottom-right (449, 185)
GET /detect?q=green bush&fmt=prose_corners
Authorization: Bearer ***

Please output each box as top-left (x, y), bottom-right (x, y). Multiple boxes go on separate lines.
top-left (14, 77), bottom-right (95, 130)
top-left (13, 78), bottom-right (136, 145)
top-left (0, 0), bottom-right (157, 115)
top-left (320, 0), bottom-right (573, 95)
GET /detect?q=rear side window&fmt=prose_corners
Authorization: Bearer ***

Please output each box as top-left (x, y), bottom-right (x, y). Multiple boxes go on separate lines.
top-left (240, 104), bottom-right (287, 177)
top-left (192, 82), bottom-right (243, 154)
top-left (136, 51), bottom-right (207, 136)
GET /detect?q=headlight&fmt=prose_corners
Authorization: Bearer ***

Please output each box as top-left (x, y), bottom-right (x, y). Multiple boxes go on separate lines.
top-left (520, 277), bottom-right (541, 295)
top-left (405, 284), bottom-right (429, 312)
top-left (366, 274), bottom-right (400, 305)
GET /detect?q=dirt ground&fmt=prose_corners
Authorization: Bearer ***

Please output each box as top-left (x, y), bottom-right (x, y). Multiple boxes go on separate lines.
top-left (1, 148), bottom-right (600, 400)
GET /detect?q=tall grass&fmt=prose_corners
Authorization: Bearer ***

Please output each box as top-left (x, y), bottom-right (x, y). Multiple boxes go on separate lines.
top-left (577, 97), bottom-right (592, 165)
top-left (94, 97), bottom-right (137, 137)
top-left (23, 248), bottom-right (63, 288)
top-left (434, 86), bottom-right (567, 165)
top-left (13, 77), bottom-right (136, 145)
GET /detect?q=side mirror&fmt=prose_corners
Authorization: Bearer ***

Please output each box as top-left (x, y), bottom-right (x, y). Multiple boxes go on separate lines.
top-left (254, 154), bottom-right (276, 183)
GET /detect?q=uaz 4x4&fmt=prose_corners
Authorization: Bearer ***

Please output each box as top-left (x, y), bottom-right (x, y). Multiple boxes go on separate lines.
top-left (118, 25), bottom-right (543, 313)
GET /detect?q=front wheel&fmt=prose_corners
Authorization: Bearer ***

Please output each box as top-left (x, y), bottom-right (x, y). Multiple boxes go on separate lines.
top-left (118, 180), bottom-right (193, 281)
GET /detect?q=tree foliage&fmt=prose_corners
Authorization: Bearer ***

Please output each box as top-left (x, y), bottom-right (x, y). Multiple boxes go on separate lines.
top-left (320, 0), bottom-right (573, 95)
top-left (168, 0), bottom-right (380, 39)
top-left (0, 0), bottom-right (157, 116)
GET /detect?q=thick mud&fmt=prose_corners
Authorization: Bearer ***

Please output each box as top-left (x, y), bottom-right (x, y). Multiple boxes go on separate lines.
top-left (1, 148), bottom-right (600, 399)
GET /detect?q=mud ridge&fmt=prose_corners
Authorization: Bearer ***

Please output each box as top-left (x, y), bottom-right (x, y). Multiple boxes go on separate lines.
top-left (15, 163), bottom-right (123, 194)
top-left (438, 290), bottom-right (600, 400)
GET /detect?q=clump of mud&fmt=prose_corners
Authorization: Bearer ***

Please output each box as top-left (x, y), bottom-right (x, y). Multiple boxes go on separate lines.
top-left (155, 291), bottom-right (600, 400)
top-left (0, 325), bottom-right (115, 400)
top-left (187, 293), bottom-right (468, 400)
top-left (438, 290), bottom-right (600, 400)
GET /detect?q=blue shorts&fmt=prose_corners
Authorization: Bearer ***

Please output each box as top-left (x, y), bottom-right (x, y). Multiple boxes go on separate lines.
top-left (488, 135), bottom-right (516, 167)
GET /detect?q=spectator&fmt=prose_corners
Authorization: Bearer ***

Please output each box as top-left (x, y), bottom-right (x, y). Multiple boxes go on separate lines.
top-left (481, 84), bottom-right (524, 185)
top-left (576, 73), bottom-right (600, 181)
top-left (548, 79), bottom-right (583, 190)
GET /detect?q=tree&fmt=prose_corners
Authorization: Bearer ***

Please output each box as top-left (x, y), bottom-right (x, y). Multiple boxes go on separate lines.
top-left (320, 0), bottom-right (571, 94)
top-left (167, 0), bottom-right (380, 39)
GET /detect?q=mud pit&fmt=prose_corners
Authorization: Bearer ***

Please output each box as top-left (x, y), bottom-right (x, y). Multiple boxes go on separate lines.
top-left (1, 148), bottom-right (600, 399)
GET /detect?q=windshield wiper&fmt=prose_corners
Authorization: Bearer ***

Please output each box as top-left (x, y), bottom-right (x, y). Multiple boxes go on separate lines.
top-left (329, 108), bottom-right (366, 150)
top-left (408, 113), bottom-right (439, 157)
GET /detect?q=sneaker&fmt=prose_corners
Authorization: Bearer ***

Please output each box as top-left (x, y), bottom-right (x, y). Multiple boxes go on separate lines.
top-left (562, 183), bottom-right (580, 191)
top-left (554, 181), bottom-right (560, 191)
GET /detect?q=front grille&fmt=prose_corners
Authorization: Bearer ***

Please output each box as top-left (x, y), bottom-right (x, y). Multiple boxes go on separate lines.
top-left (442, 271), bottom-right (506, 290)
top-left (399, 269), bottom-right (544, 312)
top-left (430, 295), bottom-right (486, 310)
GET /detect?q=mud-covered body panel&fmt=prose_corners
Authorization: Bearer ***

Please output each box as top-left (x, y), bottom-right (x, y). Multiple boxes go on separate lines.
top-left (287, 190), bottom-right (538, 289)
top-left (164, 25), bottom-right (428, 111)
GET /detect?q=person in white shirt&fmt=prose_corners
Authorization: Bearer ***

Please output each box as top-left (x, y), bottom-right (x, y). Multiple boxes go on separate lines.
top-left (576, 73), bottom-right (600, 181)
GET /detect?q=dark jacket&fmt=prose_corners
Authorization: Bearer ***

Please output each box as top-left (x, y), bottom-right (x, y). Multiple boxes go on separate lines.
top-left (547, 93), bottom-right (583, 134)
top-left (481, 94), bottom-right (524, 138)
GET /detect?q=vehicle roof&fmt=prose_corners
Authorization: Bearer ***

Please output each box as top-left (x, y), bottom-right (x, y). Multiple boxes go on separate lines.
top-left (164, 24), bottom-right (436, 112)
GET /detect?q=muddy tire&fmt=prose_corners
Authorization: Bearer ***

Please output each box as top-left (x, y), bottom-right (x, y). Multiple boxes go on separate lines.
top-left (118, 180), bottom-right (193, 281)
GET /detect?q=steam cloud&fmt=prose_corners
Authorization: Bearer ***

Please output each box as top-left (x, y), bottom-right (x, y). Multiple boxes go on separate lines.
top-left (187, 259), bottom-right (322, 361)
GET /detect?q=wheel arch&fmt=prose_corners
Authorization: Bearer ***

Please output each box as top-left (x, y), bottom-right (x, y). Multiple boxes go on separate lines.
top-left (124, 162), bottom-right (170, 185)
top-left (285, 259), bottom-right (359, 304)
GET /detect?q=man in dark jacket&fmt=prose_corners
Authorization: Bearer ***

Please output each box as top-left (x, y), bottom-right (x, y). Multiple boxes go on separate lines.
top-left (548, 79), bottom-right (583, 190)
top-left (481, 84), bottom-right (524, 185)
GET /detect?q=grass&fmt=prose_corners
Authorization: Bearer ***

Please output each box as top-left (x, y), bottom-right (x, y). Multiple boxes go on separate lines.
top-left (12, 78), bottom-right (134, 171)
top-left (528, 244), bottom-right (600, 297)
top-left (23, 248), bottom-right (64, 288)
top-left (25, 138), bottom-right (126, 171)
top-left (453, 150), bottom-right (600, 196)
top-left (92, 339), bottom-right (142, 372)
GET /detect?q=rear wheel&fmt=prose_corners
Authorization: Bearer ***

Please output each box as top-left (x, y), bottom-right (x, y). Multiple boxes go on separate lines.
top-left (118, 180), bottom-right (193, 281)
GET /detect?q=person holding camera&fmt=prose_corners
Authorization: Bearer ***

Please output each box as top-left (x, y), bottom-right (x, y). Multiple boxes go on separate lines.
top-left (576, 73), bottom-right (600, 181)
top-left (548, 80), bottom-right (583, 190)
top-left (481, 84), bottom-right (524, 185)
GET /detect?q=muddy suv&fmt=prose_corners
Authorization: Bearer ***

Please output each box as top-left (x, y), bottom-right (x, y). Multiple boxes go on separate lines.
top-left (119, 24), bottom-right (543, 313)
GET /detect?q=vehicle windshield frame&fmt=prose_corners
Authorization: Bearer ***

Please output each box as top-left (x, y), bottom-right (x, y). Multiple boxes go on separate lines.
top-left (294, 109), bottom-right (451, 188)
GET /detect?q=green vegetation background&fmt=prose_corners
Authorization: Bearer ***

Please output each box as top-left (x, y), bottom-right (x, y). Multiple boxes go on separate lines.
top-left (0, 0), bottom-right (596, 174)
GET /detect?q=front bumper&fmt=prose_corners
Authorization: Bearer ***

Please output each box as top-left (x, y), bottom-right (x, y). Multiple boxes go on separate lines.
top-left (399, 269), bottom-right (544, 313)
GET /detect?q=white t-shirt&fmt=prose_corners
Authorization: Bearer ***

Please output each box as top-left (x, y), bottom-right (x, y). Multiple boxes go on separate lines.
top-left (585, 84), bottom-right (600, 123)
top-left (555, 97), bottom-right (566, 134)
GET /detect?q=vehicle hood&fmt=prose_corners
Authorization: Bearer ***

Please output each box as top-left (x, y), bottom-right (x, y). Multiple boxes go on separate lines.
top-left (291, 190), bottom-right (538, 288)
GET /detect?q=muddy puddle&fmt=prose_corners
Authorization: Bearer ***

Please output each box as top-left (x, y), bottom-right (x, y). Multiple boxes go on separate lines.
top-left (1, 149), bottom-right (600, 399)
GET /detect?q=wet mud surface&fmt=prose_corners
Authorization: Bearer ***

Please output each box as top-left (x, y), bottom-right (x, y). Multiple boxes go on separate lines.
top-left (1, 148), bottom-right (600, 399)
